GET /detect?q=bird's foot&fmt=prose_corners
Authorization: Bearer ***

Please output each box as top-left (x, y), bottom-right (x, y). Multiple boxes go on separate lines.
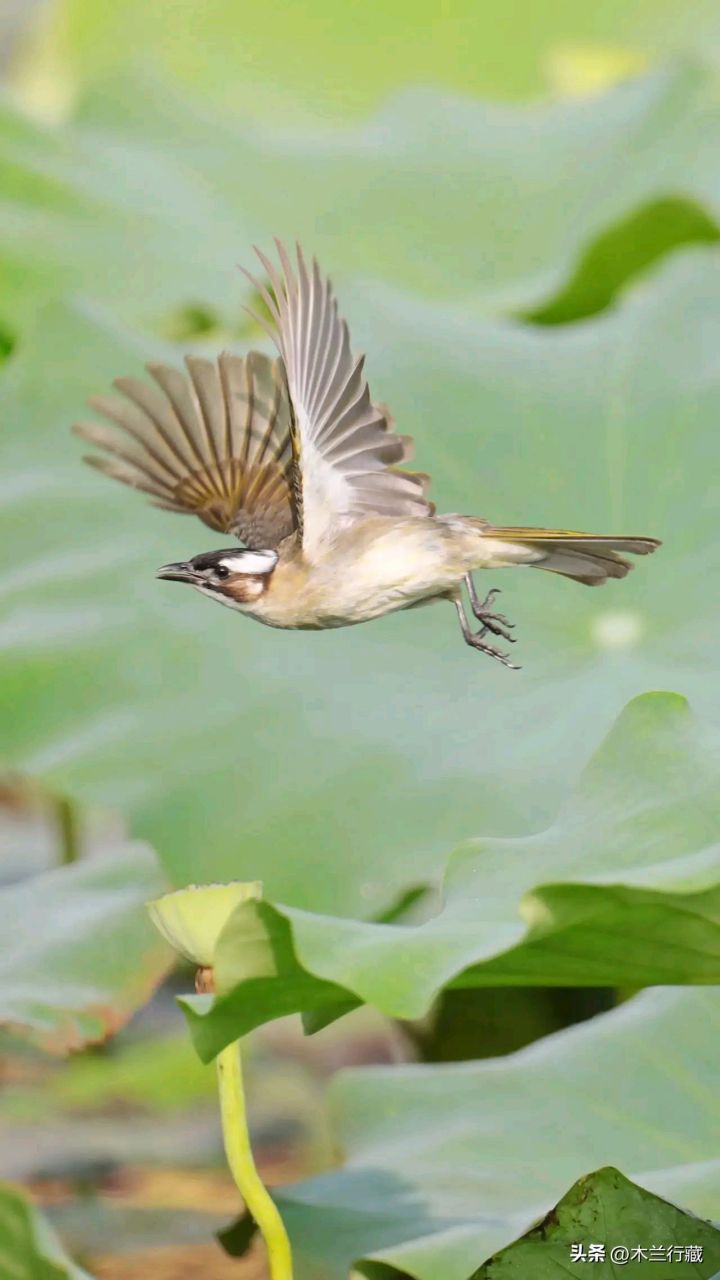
top-left (465, 627), bottom-right (520, 669)
top-left (470, 587), bottom-right (516, 643)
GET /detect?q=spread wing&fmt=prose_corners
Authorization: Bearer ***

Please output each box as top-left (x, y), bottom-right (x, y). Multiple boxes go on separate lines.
top-left (74, 352), bottom-right (297, 549)
top-left (242, 240), bottom-right (433, 560)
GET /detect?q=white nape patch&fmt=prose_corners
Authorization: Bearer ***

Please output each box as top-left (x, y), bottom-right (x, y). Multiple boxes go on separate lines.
top-left (220, 550), bottom-right (278, 575)
top-left (591, 609), bottom-right (644, 650)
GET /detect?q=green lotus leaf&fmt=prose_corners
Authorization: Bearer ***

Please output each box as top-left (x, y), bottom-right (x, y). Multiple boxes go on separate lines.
top-left (470, 1167), bottom-right (720, 1278)
top-left (272, 987), bottom-right (720, 1279)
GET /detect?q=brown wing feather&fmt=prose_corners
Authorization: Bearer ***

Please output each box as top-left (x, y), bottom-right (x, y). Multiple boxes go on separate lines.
top-left (74, 351), bottom-right (298, 549)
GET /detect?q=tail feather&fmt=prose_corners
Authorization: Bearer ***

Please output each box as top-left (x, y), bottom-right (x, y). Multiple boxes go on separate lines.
top-left (486, 527), bottom-right (661, 586)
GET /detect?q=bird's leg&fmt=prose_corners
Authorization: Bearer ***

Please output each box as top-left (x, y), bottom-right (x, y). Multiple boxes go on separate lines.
top-left (464, 575), bottom-right (516, 643)
top-left (453, 597), bottom-right (520, 669)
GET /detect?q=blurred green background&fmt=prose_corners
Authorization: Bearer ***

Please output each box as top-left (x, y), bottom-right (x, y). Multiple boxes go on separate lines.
top-left (2, 0), bottom-right (720, 1276)
top-left (4, 0), bottom-right (720, 915)
top-left (7, 0), bottom-right (720, 118)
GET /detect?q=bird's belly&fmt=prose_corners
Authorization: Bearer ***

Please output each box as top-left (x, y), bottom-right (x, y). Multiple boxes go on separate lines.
top-left (253, 576), bottom-right (437, 631)
top-left (312, 528), bottom-right (459, 625)
top-left (250, 520), bottom-right (473, 630)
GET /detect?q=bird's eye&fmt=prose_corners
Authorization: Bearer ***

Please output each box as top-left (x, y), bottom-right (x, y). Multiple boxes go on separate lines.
top-left (215, 565), bottom-right (230, 580)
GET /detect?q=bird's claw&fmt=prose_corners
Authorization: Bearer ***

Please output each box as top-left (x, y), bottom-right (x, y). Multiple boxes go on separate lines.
top-left (466, 629), bottom-right (521, 669)
top-left (471, 588), bottom-right (516, 642)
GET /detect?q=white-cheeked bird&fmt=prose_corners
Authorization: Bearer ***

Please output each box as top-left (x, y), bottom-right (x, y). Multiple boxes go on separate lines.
top-left (74, 241), bottom-right (660, 667)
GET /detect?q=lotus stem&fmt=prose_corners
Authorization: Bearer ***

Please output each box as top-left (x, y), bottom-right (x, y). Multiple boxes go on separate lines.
top-left (216, 1038), bottom-right (293, 1280)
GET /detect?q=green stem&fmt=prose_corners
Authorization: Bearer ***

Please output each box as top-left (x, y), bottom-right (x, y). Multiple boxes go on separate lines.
top-left (54, 794), bottom-right (80, 865)
top-left (216, 1039), bottom-right (293, 1280)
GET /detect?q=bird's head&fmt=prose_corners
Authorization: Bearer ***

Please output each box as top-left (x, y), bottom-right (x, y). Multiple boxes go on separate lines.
top-left (156, 548), bottom-right (278, 610)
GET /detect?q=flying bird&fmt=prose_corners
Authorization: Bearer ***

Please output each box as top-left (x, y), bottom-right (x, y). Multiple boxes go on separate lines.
top-left (74, 242), bottom-right (660, 667)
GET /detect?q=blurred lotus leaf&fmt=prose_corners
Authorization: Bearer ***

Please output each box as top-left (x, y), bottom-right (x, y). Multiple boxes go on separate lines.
top-left (0, 1180), bottom-right (91, 1279)
top-left (15, 0), bottom-right (720, 115)
top-left (0, 822), bottom-right (170, 1052)
top-left (180, 691), bottom-right (720, 1058)
top-left (2, 65), bottom-right (720, 334)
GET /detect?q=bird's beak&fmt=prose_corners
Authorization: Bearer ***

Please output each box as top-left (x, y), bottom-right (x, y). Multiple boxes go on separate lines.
top-left (156, 561), bottom-right (198, 584)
